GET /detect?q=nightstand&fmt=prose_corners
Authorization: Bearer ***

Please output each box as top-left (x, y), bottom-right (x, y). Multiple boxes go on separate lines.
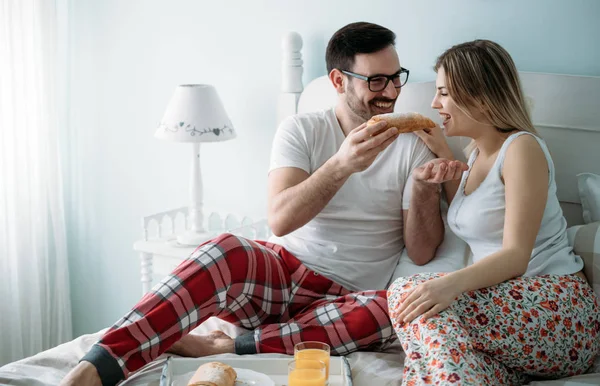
top-left (133, 206), bottom-right (270, 294)
top-left (133, 236), bottom-right (199, 294)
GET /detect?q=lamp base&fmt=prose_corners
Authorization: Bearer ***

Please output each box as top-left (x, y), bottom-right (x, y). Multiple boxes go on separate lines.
top-left (177, 230), bottom-right (213, 246)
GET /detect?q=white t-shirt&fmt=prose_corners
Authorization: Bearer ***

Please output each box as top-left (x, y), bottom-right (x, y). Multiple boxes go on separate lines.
top-left (268, 107), bottom-right (435, 291)
top-left (448, 131), bottom-right (583, 276)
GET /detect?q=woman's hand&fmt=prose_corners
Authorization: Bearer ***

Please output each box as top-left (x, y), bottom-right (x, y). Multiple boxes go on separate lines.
top-left (395, 275), bottom-right (463, 324)
top-left (413, 158), bottom-right (468, 185)
top-left (414, 125), bottom-right (454, 159)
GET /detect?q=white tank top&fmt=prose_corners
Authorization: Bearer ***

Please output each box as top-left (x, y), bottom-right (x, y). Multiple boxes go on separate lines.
top-left (447, 131), bottom-right (583, 276)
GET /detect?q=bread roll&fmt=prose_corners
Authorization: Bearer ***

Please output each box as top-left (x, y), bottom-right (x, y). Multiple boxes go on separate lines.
top-left (187, 362), bottom-right (237, 386)
top-left (367, 112), bottom-right (436, 134)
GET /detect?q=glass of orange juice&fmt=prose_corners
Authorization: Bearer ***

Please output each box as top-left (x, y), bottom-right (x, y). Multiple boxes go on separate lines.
top-left (288, 359), bottom-right (327, 386)
top-left (294, 341), bottom-right (331, 380)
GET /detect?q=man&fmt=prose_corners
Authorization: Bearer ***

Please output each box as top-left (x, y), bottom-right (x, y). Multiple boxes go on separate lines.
top-left (61, 21), bottom-right (444, 386)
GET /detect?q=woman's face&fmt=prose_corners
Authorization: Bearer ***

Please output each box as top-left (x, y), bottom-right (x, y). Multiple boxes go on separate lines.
top-left (431, 67), bottom-right (487, 138)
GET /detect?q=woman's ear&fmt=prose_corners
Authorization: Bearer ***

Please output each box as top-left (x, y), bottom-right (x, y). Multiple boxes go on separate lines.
top-left (329, 69), bottom-right (345, 94)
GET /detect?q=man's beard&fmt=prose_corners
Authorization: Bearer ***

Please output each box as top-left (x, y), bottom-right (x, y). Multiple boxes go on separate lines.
top-left (345, 82), bottom-right (396, 122)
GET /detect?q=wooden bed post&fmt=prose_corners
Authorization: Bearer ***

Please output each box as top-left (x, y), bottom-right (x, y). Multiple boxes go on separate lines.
top-left (277, 31), bottom-right (304, 125)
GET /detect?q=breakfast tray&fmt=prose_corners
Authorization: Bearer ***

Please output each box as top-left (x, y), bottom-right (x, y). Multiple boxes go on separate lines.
top-left (160, 356), bottom-right (353, 386)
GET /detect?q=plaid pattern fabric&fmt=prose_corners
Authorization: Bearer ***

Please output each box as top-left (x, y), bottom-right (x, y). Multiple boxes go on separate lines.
top-left (257, 289), bottom-right (395, 356)
top-left (86, 233), bottom-right (395, 382)
top-left (574, 221), bottom-right (600, 296)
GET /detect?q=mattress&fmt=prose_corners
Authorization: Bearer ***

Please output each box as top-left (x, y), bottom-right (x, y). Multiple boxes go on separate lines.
top-left (1, 317), bottom-right (599, 386)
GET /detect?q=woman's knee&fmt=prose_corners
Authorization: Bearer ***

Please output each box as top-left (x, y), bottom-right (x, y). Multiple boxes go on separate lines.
top-left (388, 272), bottom-right (441, 299)
top-left (387, 273), bottom-right (445, 318)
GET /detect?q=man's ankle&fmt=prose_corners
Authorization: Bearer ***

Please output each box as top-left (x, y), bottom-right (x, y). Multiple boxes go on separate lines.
top-left (234, 333), bottom-right (257, 355)
top-left (60, 361), bottom-right (101, 386)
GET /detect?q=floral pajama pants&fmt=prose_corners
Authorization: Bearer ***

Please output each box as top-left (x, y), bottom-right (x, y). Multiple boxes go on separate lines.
top-left (388, 273), bottom-right (600, 385)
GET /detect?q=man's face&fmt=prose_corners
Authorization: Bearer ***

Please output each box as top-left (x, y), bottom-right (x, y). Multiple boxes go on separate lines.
top-left (343, 45), bottom-right (402, 122)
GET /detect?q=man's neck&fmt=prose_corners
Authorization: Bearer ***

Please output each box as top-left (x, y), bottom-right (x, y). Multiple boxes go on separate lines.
top-left (335, 105), bottom-right (365, 137)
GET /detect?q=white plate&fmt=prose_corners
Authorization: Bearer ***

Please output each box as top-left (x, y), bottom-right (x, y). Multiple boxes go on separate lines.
top-left (171, 368), bottom-right (275, 386)
top-left (233, 368), bottom-right (276, 386)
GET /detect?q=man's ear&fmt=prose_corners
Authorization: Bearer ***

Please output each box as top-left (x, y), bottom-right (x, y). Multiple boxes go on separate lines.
top-left (329, 69), bottom-right (345, 94)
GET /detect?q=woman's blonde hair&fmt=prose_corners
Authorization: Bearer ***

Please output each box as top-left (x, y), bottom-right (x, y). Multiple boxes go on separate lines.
top-left (434, 39), bottom-right (537, 156)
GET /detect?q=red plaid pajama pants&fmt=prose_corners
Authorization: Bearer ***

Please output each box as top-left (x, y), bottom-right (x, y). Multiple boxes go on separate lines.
top-left (82, 233), bottom-right (396, 385)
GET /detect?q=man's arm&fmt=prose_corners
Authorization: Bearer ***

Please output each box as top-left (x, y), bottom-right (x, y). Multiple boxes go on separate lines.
top-left (402, 181), bottom-right (444, 265)
top-left (268, 159), bottom-right (350, 237)
top-left (268, 120), bottom-right (398, 237)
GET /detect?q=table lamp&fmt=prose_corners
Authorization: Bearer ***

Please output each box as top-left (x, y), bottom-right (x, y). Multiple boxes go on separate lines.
top-left (155, 84), bottom-right (236, 245)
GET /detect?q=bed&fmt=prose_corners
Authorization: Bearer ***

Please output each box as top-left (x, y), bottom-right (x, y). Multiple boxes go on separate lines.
top-left (1, 31), bottom-right (600, 386)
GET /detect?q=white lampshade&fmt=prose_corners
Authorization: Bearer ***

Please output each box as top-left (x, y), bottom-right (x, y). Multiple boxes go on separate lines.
top-left (154, 84), bottom-right (236, 246)
top-left (155, 84), bottom-right (236, 142)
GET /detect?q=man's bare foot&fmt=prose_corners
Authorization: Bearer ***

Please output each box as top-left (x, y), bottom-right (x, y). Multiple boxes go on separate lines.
top-left (59, 361), bottom-right (101, 386)
top-left (167, 330), bottom-right (235, 357)
top-left (59, 332), bottom-right (234, 385)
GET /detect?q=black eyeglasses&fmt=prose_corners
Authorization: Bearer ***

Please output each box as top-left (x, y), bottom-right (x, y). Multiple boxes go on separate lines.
top-left (341, 68), bottom-right (410, 92)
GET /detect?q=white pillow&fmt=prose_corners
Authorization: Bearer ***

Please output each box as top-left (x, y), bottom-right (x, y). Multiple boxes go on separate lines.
top-left (578, 173), bottom-right (600, 224)
top-left (568, 222), bottom-right (600, 297)
top-left (392, 213), bottom-right (471, 279)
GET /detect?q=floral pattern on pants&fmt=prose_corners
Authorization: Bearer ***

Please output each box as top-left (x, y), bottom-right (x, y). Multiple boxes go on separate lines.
top-left (387, 273), bottom-right (600, 385)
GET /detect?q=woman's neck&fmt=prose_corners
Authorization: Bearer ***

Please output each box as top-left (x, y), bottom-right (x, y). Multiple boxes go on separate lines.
top-left (472, 129), bottom-right (514, 158)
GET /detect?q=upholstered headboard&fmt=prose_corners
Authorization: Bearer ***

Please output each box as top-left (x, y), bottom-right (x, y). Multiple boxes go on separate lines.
top-left (277, 32), bottom-right (600, 226)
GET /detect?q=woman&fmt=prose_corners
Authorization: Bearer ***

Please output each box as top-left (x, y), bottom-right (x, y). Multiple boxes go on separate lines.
top-left (387, 40), bottom-right (600, 385)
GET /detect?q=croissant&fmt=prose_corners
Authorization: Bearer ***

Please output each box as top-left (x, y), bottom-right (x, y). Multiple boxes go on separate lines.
top-left (187, 362), bottom-right (237, 386)
top-left (367, 112), bottom-right (436, 134)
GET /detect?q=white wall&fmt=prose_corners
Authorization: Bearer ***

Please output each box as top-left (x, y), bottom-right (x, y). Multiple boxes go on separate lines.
top-left (66, 0), bottom-right (600, 336)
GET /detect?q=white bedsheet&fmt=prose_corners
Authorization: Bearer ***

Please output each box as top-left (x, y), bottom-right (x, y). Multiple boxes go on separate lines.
top-left (1, 317), bottom-right (600, 386)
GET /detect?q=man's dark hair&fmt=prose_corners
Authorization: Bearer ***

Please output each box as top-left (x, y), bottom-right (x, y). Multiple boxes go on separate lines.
top-left (326, 22), bottom-right (396, 74)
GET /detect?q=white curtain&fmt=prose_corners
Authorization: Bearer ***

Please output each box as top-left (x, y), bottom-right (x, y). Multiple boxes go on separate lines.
top-left (0, 0), bottom-right (72, 365)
